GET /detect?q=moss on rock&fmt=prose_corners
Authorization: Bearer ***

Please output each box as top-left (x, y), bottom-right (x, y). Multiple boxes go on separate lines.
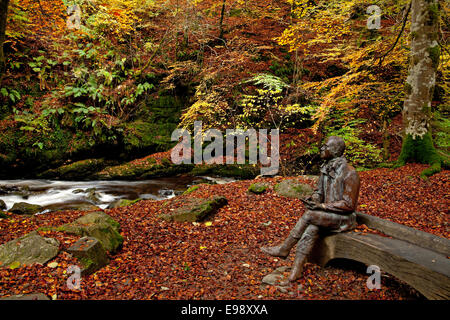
top-left (190, 164), bottom-right (260, 179)
top-left (274, 179), bottom-right (314, 199)
top-left (57, 212), bottom-right (123, 253)
top-left (248, 183), bottom-right (268, 194)
top-left (10, 202), bottom-right (43, 215)
top-left (159, 196), bottom-right (227, 222)
top-left (183, 185), bottom-right (200, 195)
top-left (37, 159), bottom-right (108, 180)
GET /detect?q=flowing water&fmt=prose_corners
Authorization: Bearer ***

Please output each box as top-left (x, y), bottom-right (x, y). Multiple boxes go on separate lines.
top-left (0, 176), bottom-right (235, 214)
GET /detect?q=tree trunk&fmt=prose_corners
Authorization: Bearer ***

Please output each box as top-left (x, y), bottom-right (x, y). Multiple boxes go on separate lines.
top-left (0, 0), bottom-right (10, 78)
top-left (398, 0), bottom-right (441, 177)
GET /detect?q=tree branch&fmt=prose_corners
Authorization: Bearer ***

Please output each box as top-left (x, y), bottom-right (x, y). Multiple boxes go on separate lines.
top-left (377, 1), bottom-right (412, 65)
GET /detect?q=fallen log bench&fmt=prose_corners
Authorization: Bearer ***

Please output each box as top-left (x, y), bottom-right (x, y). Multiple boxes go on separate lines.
top-left (308, 212), bottom-right (450, 300)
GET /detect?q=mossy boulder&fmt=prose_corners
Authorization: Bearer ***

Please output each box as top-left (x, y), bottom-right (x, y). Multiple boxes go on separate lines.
top-left (37, 159), bottom-right (108, 180)
top-left (94, 157), bottom-right (193, 180)
top-left (159, 196), bottom-right (228, 222)
top-left (107, 198), bottom-right (142, 209)
top-left (0, 199), bottom-right (6, 210)
top-left (274, 179), bottom-right (314, 199)
top-left (182, 185), bottom-right (200, 195)
top-left (10, 202), bottom-right (43, 215)
top-left (57, 212), bottom-right (123, 253)
top-left (85, 188), bottom-right (101, 204)
top-left (0, 231), bottom-right (60, 268)
top-left (67, 237), bottom-right (109, 275)
top-left (248, 183), bottom-right (269, 194)
top-left (190, 164), bottom-right (259, 179)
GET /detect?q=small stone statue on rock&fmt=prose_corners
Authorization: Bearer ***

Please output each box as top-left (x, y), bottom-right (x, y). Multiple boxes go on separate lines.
top-left (261, 136), bottom-right (360, 282)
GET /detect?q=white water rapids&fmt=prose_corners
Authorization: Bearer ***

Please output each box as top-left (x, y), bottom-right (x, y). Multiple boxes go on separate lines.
top-left (0, 176), bottom-right (234, 214)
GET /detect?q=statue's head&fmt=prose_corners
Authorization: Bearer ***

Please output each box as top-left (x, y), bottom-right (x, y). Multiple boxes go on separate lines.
top-left (320, 136), bottom-right (346, 160)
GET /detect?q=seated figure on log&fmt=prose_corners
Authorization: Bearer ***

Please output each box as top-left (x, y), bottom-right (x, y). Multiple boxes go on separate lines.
top-left (261, 136), bottom-right (360, 282)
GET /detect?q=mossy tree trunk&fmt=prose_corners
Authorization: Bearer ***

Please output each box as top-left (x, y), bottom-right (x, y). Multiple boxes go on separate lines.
top-left (0, 0), bottom-right (10, 79)
top-left (398, 0), bottom-right (441, 177)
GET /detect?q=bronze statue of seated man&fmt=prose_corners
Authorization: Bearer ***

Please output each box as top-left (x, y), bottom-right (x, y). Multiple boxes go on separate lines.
top-left (261, 136), bottom-right (360, 282)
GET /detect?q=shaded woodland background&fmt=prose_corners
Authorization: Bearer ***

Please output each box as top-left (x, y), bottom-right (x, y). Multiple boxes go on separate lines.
top-left (0, 0), bottom-right (448, 177)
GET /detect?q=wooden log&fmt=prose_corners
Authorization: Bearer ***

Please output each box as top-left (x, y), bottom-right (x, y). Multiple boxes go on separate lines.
top-left (356, 211), bottom-right (450, 256)
top-left (308, 232), bottom-right (450, 300)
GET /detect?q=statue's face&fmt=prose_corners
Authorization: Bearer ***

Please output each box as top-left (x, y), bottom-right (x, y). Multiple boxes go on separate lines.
top-left (320, 139), bottom-right (334, 160)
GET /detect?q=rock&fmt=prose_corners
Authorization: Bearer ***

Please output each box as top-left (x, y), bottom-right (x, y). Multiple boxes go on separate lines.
top-left (0, 211), bottom-right (9, 219)
top-left (158, 189), bottom-right (174, 197)
top-left (107, 198), bottom-right (142, 209)
top-left (9, 202), bottom-right (43, 215)
top-left (0, 231), bottom-right (60, 268)
top-left (0, 185), bottom-right (20, 195)
top-left (86, 188), bottom-right (100, 203)
top-left (159, 196), bottom-right (228, 222)
top-left (0, 199), bottom-right (6, 210)
top-left (70, 204), bottom-right (101, 211)
top-left (275, 266), bottom-right (291, 273)
top-left (182, 185), bottom-right (200, 195)
top-left (67, 237), bottom-right (109, 275)
top-left (274, 179), bottom-right (314, 199)
top-left (0, 293), bottom-right (50, 300)
top-left (248, 183), bottom-right (269, 194)
top-left (261, 273), bottom-right (284, 286)
top-left (37, 159), bottom-right (108, 180)
top-left (261, 267), bottom-right (292, 293)
top-left (58, 211), bottom-right (123, 253)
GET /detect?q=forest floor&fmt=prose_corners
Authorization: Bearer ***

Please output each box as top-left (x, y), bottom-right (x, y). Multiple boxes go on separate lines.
top-left (0, 163), bottom-right (448, 300)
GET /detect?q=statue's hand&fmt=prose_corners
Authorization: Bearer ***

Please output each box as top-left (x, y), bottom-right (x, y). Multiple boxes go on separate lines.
top-left (311, 193), bottom-right (321, 203)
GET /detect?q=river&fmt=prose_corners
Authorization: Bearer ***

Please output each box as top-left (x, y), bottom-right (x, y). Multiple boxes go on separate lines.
top-left (0, 175), bottom-right (235, 214)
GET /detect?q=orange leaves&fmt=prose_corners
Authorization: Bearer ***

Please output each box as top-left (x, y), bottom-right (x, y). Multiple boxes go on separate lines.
top-left (0, 163), bottom-right (446, 300)
top-left (8, 0), bottom-right (66, 42)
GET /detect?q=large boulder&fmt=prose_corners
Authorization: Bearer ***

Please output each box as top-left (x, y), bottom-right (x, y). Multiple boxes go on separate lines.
top-left (67, 237), bottom-right (109, 275)
top-left (0, 199), bottom-right (6, 210)
top-left (58, 212), bottom-right (123, 253)
top-left (159, 196), bottom-right (228, 222)
top-left (9, 202), bottom-right (43, 215)
top-left (274, 179), bottom-right (314, 199)
top-left (0, 231), bottom-right (60, 268)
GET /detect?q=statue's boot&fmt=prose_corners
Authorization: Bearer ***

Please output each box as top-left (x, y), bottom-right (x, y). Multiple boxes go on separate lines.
top-left (288, 224), bottom-right (320, 282)
top-left (260, 216), bottom-right (309, 259)
top-left (260, 234), bottom-right (298, 259)
top-left (288, 254), bottom-right (307, 282)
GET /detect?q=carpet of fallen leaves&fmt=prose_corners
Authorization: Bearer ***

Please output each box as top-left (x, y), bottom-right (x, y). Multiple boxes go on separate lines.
top-left (0, 164), bottom-right (447, 300)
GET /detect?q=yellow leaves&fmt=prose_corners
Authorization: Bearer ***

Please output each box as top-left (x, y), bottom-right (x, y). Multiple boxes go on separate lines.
top-left (9, 261), bottom-right (21, 269)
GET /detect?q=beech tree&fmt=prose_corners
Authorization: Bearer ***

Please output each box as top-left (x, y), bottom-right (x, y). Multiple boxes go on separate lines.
top-left (397, 0), bottom-right (444, 177)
